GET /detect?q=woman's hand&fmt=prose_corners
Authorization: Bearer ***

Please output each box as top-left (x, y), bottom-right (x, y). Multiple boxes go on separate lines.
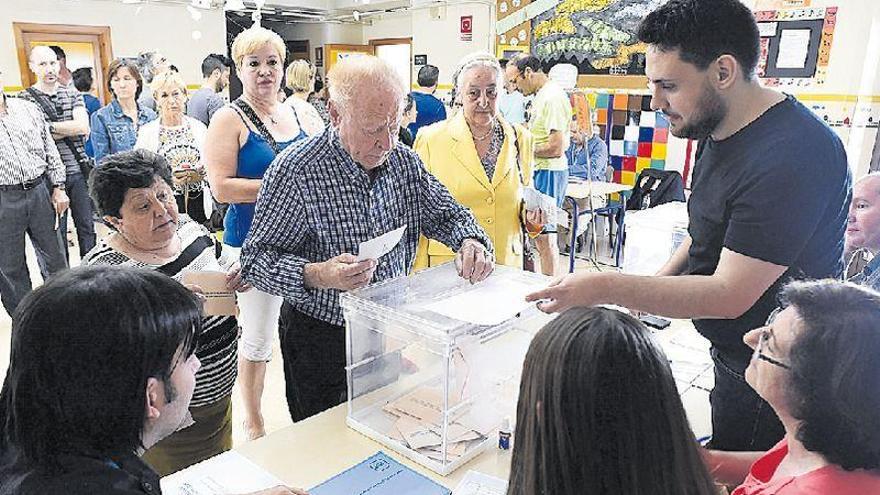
top-left (227, 261), bottom-right (252, 292)
top-left (524, 208), bottom-right (547, 236)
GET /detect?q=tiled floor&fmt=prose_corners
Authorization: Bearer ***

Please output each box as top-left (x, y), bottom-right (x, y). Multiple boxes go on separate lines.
top-left (0, 232), bottom-right (713, 455)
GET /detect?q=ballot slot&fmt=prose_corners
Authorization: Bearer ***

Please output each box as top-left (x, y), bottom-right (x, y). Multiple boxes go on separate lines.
top-left (341, 263), bottom-right (554, 475)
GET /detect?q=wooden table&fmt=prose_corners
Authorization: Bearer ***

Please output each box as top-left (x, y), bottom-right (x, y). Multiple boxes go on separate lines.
top-left (236, 403), bottom-right (512, 490)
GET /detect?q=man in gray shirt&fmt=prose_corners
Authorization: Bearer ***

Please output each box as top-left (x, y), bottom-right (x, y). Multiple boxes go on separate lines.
top-left (187, 54), bottom-right (231, 125)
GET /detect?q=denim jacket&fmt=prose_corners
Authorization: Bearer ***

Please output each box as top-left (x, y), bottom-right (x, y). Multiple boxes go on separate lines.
top-left (90, 100), bottom-right (157, 164)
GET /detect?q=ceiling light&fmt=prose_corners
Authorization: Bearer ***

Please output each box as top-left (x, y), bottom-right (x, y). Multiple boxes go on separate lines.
top-left (224, 0), bottom-right (245, 10)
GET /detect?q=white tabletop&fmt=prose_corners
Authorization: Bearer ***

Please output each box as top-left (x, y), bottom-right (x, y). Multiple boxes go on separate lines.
top-left (566, 181), bottom-right (631, 199)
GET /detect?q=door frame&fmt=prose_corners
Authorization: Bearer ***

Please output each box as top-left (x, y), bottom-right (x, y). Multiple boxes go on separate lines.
top-left (13, 22), bottom-right (114, 103)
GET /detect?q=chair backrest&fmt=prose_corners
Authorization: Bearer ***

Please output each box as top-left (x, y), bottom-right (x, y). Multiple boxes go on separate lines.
top-left (625, 169), bottom-right (686, 211)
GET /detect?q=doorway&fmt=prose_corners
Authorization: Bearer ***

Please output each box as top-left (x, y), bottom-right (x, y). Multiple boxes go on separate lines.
top-left (370, 38), bottom-right (412, 92)
top-left (13, 22), bottom-right (114, 103)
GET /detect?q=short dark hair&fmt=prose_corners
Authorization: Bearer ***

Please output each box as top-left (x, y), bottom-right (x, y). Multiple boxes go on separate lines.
top-left (0, 266), bottom-right (202, 465)
top-left (637, 0), bottom-right (760, 78)
top-left (49, 45), bottom-right (66, 61)
top-left (72, 67), bottom-right (93, 92)
top-left (498, 58), bottom-right (509, 69)
top-left (780, 280), bottom-right (880, 471)
top-left (106, 58), bottom-right (145, 101)
top-left (513, 54), bottom-right (543, 74)
top-left (201, 53), bottom-right (231, 78)
top-left (89, 149), bottom-right (174, 219)
top-left (508, 307), bottom-right (717, 495)
top-left (417, 65), bottom-right (440, 87)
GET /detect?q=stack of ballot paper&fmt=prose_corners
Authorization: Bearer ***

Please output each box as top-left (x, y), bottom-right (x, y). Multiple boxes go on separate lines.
top-left (380, 387), bottom-right (492, 463)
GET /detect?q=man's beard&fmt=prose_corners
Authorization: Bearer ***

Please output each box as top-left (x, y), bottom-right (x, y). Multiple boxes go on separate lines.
top-left (669, 85), bottom-right (727, 140)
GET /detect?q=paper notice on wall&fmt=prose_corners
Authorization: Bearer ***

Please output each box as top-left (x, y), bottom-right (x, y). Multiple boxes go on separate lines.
top-left (776, 29), bottom-right (812, 69)
top-left (758, 22), bottom-right (778, 37)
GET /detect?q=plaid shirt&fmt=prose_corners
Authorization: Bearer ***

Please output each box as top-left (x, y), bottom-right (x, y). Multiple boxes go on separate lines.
top-left (241, 128), bottom-right (493, 326)
top-left (0, 97), bottom-right (65, 186)
top-left (19, 85), bottom-right (86, 176)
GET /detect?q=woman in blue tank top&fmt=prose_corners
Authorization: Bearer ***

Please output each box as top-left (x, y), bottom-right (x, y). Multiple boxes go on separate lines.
top-left (204, 26), bottom-right (316, 441)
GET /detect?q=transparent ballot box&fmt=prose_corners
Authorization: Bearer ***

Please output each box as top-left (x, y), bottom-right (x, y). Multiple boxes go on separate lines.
top-left (340, 263), bottom-right (554, 475)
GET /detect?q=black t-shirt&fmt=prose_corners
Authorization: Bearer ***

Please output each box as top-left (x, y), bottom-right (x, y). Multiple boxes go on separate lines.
top-left (687, 94), bottom-right (851, 364)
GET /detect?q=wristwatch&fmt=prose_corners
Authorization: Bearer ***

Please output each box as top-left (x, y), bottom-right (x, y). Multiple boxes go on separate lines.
top-left (53, 183), bottom-right (65, 191)
top-left (48, 123), bottom-right (56, 134)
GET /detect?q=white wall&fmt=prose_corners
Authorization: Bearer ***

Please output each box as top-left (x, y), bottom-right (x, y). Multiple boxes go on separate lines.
top-left (2, 0), bottom-right (226, 89)
top-left (266, 20), bottom-right (364, 77)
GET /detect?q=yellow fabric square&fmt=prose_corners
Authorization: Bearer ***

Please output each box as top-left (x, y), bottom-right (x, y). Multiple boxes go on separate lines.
top-left (636, 157), bottom-right (651, 172)
top-left (651, 143), bottom-right (667, 159)
top-left (621, 171), bottom-right (636, 185)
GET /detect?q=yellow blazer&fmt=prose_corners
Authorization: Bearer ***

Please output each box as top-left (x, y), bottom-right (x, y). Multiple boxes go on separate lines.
top-left (413, 113), bottom-right (533, 270)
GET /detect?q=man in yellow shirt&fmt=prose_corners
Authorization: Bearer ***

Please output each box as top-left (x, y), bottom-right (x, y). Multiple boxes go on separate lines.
top-left (506, 54), bottom-right (571, 276)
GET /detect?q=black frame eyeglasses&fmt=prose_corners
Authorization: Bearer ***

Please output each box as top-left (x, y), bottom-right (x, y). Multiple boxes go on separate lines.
top-left (754, 307), bottom-right (792, 370)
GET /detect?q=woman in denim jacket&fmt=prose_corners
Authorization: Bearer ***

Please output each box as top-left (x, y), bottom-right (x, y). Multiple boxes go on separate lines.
top-left (90, 59), bottom-right (157, 165)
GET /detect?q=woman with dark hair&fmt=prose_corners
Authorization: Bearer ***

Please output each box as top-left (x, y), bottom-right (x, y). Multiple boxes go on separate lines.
top-left (90, 58), bottom-right (157, 164)
top-left (83, 149), bottom-right (248, 475)
top-left (705, 280), bottom-right (880, 494)
top-left (508, 307), bottom-right (717, 495)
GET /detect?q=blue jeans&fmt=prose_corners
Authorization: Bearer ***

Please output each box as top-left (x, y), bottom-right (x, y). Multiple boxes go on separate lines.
top-left (706, 348), bottom-right (784, 451)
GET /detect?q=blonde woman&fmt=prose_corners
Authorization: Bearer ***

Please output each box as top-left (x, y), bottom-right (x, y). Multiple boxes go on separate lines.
top-left (283, 60), bottom-right (324, 136)
top-left (414, 52), bottom-right (540, 269)
top-left (136, 71), bottom-right (210, 224)
top-left (204, 26), bottom-right (308, 440)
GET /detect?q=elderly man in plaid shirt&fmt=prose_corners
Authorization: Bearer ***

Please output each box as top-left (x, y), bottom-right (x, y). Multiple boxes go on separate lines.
top-left (241, 56), bottom-right (494, 422)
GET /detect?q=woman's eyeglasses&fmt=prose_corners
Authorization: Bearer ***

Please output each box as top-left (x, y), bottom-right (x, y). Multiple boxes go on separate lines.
top-left (753, 307), bottom-right (791, 370)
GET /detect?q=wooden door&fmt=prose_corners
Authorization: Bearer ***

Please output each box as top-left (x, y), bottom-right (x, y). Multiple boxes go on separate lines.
top-left (13, 23), bottom-right (114, 103)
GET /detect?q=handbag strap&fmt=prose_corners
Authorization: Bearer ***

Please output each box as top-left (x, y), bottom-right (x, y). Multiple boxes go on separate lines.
top-left (232, 98), bottom-right (281, 155)
top-left (156, 234), bottom-right (214, 277)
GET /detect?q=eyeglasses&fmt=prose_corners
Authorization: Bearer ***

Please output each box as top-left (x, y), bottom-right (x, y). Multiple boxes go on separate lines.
top-left (465, 87), bottom-right (498, 102)
top-left (753, 307), bottom-right (791, 370)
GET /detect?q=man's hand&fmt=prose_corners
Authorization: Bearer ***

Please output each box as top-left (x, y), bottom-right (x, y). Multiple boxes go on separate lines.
top-left (240, 486), bottom-right (308, 495)
top-left (454, 239), bottom-right (494, 284)
top-left (226, 261), bottom-right (252, 292)
top-left (304, 254), bottom-right (376, 291)
top-left (525, 271), bottom-right (610, 313)
top-left (51, 187), bottom-right (69, 216)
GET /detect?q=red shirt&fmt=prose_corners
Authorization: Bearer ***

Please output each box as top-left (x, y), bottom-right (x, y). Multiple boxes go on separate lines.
top-left (733, 440), bottom-right (880, 495)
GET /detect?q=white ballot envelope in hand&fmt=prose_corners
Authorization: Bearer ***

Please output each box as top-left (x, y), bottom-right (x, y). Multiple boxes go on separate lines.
top-left (523, 186), bottom-right (557, 214)
top-left (357, 226), bottom-right (407, 261)
top-left (182, 270), bottom-right (237, 316)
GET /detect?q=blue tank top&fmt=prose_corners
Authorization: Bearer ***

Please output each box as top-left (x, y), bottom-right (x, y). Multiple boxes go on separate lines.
top-left (223, 107), bottom-right (307, 247)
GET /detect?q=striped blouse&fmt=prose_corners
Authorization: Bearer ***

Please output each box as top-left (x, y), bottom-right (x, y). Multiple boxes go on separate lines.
top-left (82, 216), bottom-right (239, 407)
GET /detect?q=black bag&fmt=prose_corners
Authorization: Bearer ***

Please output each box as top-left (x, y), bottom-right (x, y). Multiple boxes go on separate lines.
top-left (625, 169), bottom-right (686, 211)
top-left (24, 87), bottom-right (94, 178)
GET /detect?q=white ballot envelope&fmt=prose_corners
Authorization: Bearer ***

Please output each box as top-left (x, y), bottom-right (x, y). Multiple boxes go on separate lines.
top-left (181, 270), bottom-right (237, 316)
top-left (357, 226), bottom-right (407, 261)
top-left (522, 186), bottom-right (557, 214)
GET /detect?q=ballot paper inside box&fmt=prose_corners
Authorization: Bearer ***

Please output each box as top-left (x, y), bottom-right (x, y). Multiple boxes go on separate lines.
top-left (340, 263), bottom-right (555, 475)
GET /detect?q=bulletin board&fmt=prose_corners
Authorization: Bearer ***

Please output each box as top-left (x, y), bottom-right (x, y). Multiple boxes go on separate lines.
top-left (755, 7), bottom-right (837, 87)
top-left (496, 0), bottom-right (662, 77)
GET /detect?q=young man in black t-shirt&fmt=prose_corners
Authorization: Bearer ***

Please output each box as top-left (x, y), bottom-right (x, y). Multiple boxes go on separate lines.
top-left (526, 0), bottom-right (851, 452)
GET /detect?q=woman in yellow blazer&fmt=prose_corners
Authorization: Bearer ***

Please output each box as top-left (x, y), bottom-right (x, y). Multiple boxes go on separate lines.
top-left (413, 53), bottom-right (534, 270)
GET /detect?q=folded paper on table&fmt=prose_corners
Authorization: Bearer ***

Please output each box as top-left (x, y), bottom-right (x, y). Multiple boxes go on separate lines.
top-left (309, 451), bottom-right (450, 495)
top-left (181, 270), bottom-right (236, 316)
top-left (358, 226), bottom-right (407, 261)
top-left (160, 451), bottom-right (284, 495)
top-left (453, 470), bottom-right (508, 495)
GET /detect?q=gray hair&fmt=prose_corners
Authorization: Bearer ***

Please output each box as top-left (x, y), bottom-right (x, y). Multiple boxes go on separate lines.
top-left (451, 52), bottom-right (504, 106)
top-left (137, 51), bottom-right (158, 83)
top-left (327, 55), bottom-right (405, 118)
